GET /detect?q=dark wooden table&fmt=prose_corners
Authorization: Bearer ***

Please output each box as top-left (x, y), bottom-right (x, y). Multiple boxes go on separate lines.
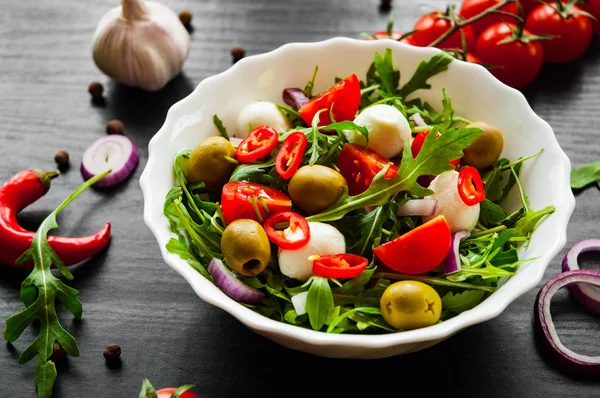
top-left (1, 0), bottom-right (599, 396)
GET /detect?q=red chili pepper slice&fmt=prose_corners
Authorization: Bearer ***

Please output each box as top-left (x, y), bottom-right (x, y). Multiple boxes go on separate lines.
top-left (311, 253), bottom-right (369, 279)
top-left (457, 166), bottom-right (485, 206)
top-left (263, 211), bottom-right (310, 250)
top-left (235, 126), bottom-right (279, 163)
top-left (275, 132), bottom-right (308, 180)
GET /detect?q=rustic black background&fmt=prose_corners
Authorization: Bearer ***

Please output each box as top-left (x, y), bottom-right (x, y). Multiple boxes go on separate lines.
top-left (1, 0), bottom-right (599, 397)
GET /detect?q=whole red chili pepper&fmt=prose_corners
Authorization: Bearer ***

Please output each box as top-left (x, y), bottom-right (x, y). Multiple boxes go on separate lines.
top-left (0, 169), bottom-right (111, 269)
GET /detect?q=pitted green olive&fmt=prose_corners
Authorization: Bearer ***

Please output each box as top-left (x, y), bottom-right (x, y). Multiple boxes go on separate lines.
top-left (221, 219), bottom-right (270, 276)
top-left (380, 281), bottom-right (442, 330)
top-left (463, 122), bottom-right (504, 170)
top-left (186, 136), bottom-right (236, 188)
top-left (288, 165), bottom-right (347, 213)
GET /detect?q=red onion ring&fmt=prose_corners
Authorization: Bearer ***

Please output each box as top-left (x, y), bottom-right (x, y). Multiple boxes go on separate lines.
top-left (291, 291), bottom-right (308, 315)
top-left (208, 258), bottom-right (265, 305)
top-left (81, 135), bottom-right (139, 187)
top-left (561, 239), bottom-right (600, 314)
top-left (282, 88), bottom-right (309, 110)
top-left (397, 199), bottom-right (438, 217)
top-left (535, 270), bottom-right (600, 375)
top-left (411, 113), bottom-right (427, 127)
top-left (442, 230), bottom-right (470, 275)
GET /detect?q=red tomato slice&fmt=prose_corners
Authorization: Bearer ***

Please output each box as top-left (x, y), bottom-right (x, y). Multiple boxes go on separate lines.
top-left (459, 0), bottom-right (519, 35)
top-left (275, 132), bottom-right (308, 180)
top-left (336, 143), bottom-right (399, 196)
top-left (411, 131), bottom-right (460, 168)
top-left (457, 166), bottom-right (485, 205)
top-left (298, 74), bottom-right (361, 128)
top-left (263, 211), bottom-right (310, 250)
top-left (373, 215), bottom-right (451, 274)
top-left (235, 126), bottom-right (279, 163)
top-left (312, 254), bottom-right (369, 279)
top-left (221, 181), bottom-right (292, 225)
top-left (411, 11), bottom-right (476, 50)
top-left (155, 388), bottom-right (199, 398)
top-left (372, 30), bottom-right (404, 40)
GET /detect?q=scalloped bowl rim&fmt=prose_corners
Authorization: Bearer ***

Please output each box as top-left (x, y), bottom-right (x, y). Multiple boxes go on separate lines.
top-left (140, 37), bottom-right (575, 351)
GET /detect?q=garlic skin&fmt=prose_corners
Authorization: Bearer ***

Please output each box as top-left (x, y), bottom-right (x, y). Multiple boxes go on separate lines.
top-left (92, 0), bottom-right (190, 92)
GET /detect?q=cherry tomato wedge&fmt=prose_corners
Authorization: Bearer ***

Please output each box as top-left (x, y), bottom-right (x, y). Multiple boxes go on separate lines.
top-left (275, 132), bottom-right (308, 180)
top-left (263, 211), bottom-right (310, 250)
top-left (311, 253), bottom-right (369, 279)
top-left (298, 74), bottom-right (361, 128)
top-left (155, 388), bottom-right (199, 398)
top-left (235, 126), bottom-right (279, 163)
top-left (221, 181), bottom-right (292, 225)
top-left (411, 131), bottom-right (460, 168)
top-left (337, 143), bottom-right (399, 196)
top-left (373, 215), bottom-right (451, 275)
top-left (457, 166), bottom-right (485, 206)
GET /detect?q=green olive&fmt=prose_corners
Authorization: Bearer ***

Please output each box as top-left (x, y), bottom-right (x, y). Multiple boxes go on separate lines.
top-left (380, 281), bottom-right (442, 330)
top-left (221, 219), bottom-right (270, 276)
top-left (186, 136), bottom-right (236, 188)
top-left (463, 121), bottom-right (504, 170)
top-left (288, 165), bottom-right (347, 213)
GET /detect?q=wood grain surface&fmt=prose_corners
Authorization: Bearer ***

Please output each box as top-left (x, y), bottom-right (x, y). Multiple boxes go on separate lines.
top-left (1, 0), bottom-right (599, 396)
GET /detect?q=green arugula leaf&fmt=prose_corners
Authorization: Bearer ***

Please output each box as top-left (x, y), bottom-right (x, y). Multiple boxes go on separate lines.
top-left (349, 206), bottom-right (388, 257)
top-left (347, 310), bottom-right (395, 332)
top-left (4, 170), bottom-right (110, 398)
top-left (373, 48), bottom-right (400, 96)
top-left (172, 385), bottom-right (196, 398)
top-left (229, 158), bottom-right (276, 185)
top-left (397, 52), bottom-right (454, 99)
top-left (166, 237), bottom-right (212, 281)
top-left (571, 161), bottom-right (600, 189)
top-left (304, 65), bottom-right (319, 98)
top-left (138, 377), bottom-right (158, 398)
top-left (307, 127), bottom-right (481, 222)
top-left (439, 89), bottom-right (454, 132)
top-left (326, 307), bottom-right (383, 333)
top-left (479, 199), bottom-right (507, 227)
top-left (482, 158), bottom-right (510, 202)
top-left (441, 290), bottom-right (485, 314)
top-left (376, 272), bottom-right (496, 292)
top-left (513, 205), bottom-right (555, 239)
top-left (332, 267), bottom-right (376, 296)
top-left (305, 277), bottom-right (334, 330)
top-left (213, 114), bottom-right (229, 140)
top-left (447, 261), bottom-right (514, 282)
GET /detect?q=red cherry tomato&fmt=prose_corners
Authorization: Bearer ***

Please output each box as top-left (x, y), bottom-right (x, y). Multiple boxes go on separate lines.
top-left (336, 143), bottom-right (399, 196)
top-left (298, 74), bottom-right (361, 128)
top-left (474, 22), bottom-right (543, 88)
top-left (275, 132), bottom-right (308, 180)
top-left (221, 181), bottom-right (292, 225)
top-left (372, 30), bottom-right (404, 40)
top-left (574, 0), bottom-right (600, 33)
top-left (312, 253), bottom-right (369, 279)
top-left (521, 0), bottom-right (541, 16)
top-left (373, 215), bottom-right (452, 274)
top-left (235, 126), bottom-right (279, 163)
top-left (155, 388), bottom-right (199, 398)
top-left (466, 52), bottom-right (481, 63)
top-left (411, 11), bottom-right (476, 50)
top-left (411, 131), bottom-right (460, 168)
top-left (263, 211), bottom-right (310, 250)
top-left (525, 3), bottom-right (593, 64)
top-left (459, 0), bottom-right (519, 35)
top-left (457, 166), bottom-right (486, 205)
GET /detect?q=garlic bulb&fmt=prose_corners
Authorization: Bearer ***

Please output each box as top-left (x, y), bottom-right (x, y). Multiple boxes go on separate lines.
top-left (92, 0), bottom-right (190, 91)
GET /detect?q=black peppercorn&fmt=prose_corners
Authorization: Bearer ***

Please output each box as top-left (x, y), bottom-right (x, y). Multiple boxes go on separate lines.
top-left (88, 82), bottom-right (104, 98)
top-left (106, 119), bottom-right (125, 135)
top-left (51, 342), bottom-right (67, 362)
top-left (103, 344), bottom-right (121, 361)
top-left (231, 45), bottom-right (246, 63)
top-left (380, 0), bottom-right (392, 11)
top-left (54, 150), bottom-right (70, 170)
top-left (179, 10), bottom-right (193, 27)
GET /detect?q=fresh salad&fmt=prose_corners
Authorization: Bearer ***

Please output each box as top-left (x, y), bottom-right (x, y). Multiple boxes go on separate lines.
top-left (163, 48), bottom-right (555, 334)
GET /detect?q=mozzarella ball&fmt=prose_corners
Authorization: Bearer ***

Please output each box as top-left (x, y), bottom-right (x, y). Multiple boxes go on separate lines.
top-left (343, 104), bottom-right (411, 159)
top-left (423, 171), bottom-right (480, 233)
top-left (237, 101), bottom-right (290, 137)
top-left (278, 222), bottom-right (346, 281)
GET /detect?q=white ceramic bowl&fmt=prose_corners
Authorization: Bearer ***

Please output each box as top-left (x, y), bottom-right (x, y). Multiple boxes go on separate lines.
top-left (140, 37), bottom-right (575, 359)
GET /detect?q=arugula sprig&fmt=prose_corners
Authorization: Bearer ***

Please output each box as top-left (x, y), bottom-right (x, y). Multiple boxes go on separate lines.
top-left (4, 169), bottom-right (110, 398)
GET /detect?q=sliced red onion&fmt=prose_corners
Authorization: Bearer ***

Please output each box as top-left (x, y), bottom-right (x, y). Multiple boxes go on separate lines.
top-left (208, 258), bottom-right (265, 305)
top-left (417, 174), bottom-right (436, 188)
top-left (411, 113), bottom-right (427, 127)
top-left (442, 230), bottom-right (470, 275)
top-left (397, 199), bottom-right (438, 217)
top-left (291, 291), bottom-right (308, 316)
top-left (535, 270), bottom-right (600, 375)
top-left (561, 239), bottom-right (600, 314)
top-left (282, 88), bottom-right (309, 110)
top-left (81, 134), bottom-right (139, 187)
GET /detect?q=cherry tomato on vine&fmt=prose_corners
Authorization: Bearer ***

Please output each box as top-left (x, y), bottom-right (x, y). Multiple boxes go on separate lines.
top-left (521, 0), bottom-right (541, 16)
top-left (474, 22), bottom-right (544, 88)
top-left (574, 0), bottom-right (600, 33)
top-left (466, 52), bottom-right (481, 63)
top-left (372, 30), bottom-right (403, 40)
top-left (459, 0), bottom-right (519, 35)
top-left (411, 11), bottom-right (476, 50)
top-left (525, 2), bottom-right (593, 63)
top-left (155, 388), bottom-right (199, 398)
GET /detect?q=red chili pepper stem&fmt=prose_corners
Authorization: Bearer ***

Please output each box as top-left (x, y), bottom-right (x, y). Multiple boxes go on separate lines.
top-left (35, 169), bottom-right (60, 191)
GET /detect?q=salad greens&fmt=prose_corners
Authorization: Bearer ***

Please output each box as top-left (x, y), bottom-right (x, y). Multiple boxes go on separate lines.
top-left (163, 48), bottom-right (555, 334)
top-left (571, 161), bottom-right (600, 190)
